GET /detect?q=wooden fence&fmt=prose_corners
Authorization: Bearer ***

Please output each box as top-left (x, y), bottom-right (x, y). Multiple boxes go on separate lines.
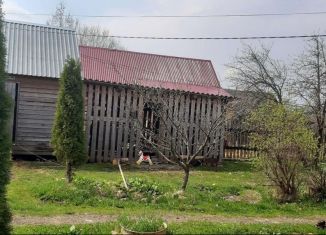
top-left (224, 146), bottom-right (257, 160)
top-left (223, 123), bottom-right (257, 160)
top-left (84, 82), bottom-right (225, 163)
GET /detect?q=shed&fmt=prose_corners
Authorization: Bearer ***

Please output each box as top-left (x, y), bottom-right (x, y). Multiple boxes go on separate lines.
top-left (80, 46), bottom-right (231, 163)
top-left (4, 20), bottom-right (79, 155)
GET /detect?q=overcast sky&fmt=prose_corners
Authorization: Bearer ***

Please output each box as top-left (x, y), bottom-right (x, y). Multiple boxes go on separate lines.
top-left (3, 0), bottom-right (326, 88)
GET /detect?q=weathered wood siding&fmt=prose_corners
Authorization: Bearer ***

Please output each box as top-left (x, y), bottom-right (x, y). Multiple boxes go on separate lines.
top-left (9, 77), bottom-right (226, 162)
top-left (11, 76), bottom-right (59, 155)
top-left (85, 81), bottom-right (226, 163)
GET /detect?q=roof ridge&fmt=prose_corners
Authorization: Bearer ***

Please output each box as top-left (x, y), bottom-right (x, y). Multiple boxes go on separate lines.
top-left (79, 45), bottom-right (212, 62)
top-left (4, 19), bottom-right (76, 32)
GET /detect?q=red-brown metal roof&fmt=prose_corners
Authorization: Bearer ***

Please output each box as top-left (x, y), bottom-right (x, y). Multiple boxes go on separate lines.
top-left (80, 46), bottom-right (230, 97)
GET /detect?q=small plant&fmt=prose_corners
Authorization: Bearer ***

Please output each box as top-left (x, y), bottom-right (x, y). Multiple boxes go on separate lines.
top-left (113, 177), bottom-right (163, 202)
top-left (118, 216), bottom-right (165, 233)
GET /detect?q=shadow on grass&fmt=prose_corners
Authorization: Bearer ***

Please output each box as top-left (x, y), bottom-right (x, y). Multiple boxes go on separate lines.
top-left (13, 158), bottom-right (255, 174)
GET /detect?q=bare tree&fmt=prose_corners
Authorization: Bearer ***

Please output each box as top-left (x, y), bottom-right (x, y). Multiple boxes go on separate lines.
top-left (46, 2), bottom-right (79, 29)
top-left (292, 36), bottom-right (326, 163)
top-left (132, 88), bottom-right (226, 192)
top-left (47, 1), bottom-right (122, 49)
top-left (226, 44), bottom-right (288, 104)
top-left (78, 25), bottom-right (123, 49)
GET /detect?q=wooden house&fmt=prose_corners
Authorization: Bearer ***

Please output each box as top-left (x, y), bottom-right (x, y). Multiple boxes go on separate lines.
top-left (80, 46), bottom-right (231, 163)
top-left (4, 20), bottom-right (79, 155)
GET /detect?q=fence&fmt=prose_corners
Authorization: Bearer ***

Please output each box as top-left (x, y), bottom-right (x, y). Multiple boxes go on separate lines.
top-left (84, 82), bottom-right (226, 163)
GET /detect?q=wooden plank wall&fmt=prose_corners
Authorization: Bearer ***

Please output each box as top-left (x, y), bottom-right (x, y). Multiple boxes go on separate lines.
top-left (85, 82), bottom-right (226, 163)
top-left (12, 76), bottom-right (59, 155)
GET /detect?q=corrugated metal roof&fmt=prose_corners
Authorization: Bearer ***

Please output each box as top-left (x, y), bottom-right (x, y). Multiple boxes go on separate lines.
top-left (4, 20), bottom-right (79, 78)
top-left (80, 46), bottom-right (230, 97)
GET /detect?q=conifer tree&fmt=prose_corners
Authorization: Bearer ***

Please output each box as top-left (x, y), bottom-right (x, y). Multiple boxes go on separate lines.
top-left (51, 58), bottom-right (86, 183)
top-left (0, 0), bottom-right (12, 232)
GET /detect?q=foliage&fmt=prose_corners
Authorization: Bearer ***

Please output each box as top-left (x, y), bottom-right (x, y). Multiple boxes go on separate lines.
top-left (117, 216), bottom-right (165, 233)
top-left (0, 0), bottom-right (12, 233)
top-left (13, 222), bottom-right (326, 235)
top-left (308, 163), bottom-right (326, 202)
top-left (248, 102), bottom-right (317, 202)
top-left (51, 59), bottom-right (86, 182)
top-left (9, 161), bottom-right (326, 217)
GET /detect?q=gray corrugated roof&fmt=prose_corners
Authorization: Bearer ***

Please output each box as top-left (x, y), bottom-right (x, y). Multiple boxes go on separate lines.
top-left (3, 20), bottom-right (79, 78)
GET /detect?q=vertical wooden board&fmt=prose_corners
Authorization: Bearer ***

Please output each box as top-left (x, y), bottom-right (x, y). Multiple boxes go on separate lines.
top-left (117, 88), bottom-right (126, 157)
top-left (209, 98), bottom-right (218, 159)
top-left (159, 92), bottom-right (167, 156)
top-left (110, 88), bottom-right (119, 159)
top-left (128, 91), bottom-right (138, 160)
top-left (96, 85), bottom-right (107, 162)
top-left (203, 97), bottom-right (212, 156)
top-left (218, 99), bottom-right (225, 162)
top-left (171, 93), bottom-right (179, 152)
top-left (197, 96), bottom-right (206, 156)
top-left (85, 84), bottom-right (94, 155)
top-left (177, 94), bottom-right (185, 155)
top-left (103, 86), bottom-right (113, 162)
top-left (193, 96), bottom-right (201, 155)
top-left (135, 92), bottom-right (144, 157)
top-left (189, 96), bottom-right (196, 154)
top-left (183, 94), bottom-right (190, 155)
top-left (90, 85), bottom-right (100, 162)
top-left (123, 89), bottom-right (132, 158)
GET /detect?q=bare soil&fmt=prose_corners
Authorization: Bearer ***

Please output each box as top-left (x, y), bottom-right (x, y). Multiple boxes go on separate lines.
top-left (13, 214), bottom-right (325, 226)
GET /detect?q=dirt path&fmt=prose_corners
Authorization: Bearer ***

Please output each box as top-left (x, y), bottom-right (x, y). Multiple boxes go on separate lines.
top-left (13, 214), bottom-right (325, 226)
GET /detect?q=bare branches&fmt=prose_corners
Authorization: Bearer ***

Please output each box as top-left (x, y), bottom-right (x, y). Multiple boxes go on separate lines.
top-left (292, 36), bottom-right (326, 159)
top-left (47, 1), bottom-right (122, 49)
top-left (131, 86), bottom-right (226, 191)
top-left (227, 44), bottom-right (288, 104)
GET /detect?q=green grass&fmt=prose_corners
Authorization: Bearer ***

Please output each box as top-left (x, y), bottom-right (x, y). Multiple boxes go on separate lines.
top-left (8, 160), bottom-right (326, 217)
top-left (13, 222), bottom-right (326, 234)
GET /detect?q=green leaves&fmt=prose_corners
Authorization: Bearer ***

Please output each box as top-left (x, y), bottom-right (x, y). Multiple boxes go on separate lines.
top-left (51, 58), bottom-right (86, 178)
top-left (247, 102), bottom-right (318, 202)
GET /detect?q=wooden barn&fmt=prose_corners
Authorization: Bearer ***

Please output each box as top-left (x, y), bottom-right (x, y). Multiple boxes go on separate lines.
top-left (4, 20), bottom-right (79, 155)
top-left (80, 46), bottom-right (231, 163)
top-left (4, 20), bottom-right (231, 163)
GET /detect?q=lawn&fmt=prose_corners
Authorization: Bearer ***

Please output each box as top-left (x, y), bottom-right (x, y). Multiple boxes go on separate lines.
top-left (8, 160), bottom-right (326, 218)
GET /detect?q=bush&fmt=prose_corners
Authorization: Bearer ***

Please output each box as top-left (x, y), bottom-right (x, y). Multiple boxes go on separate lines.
top-left (0, 1), bottom-right (12, 233)
top-left (248, 102), bottom-right (317, 202)
top-left (113, 177), bottom-right (163, 203)
top-left (308, 164), bottom-right (326, 202)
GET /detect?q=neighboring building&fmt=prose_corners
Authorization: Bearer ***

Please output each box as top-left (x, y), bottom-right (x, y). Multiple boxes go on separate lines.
top-left (4, 20), bottom-right (79, 155)
top-left (80, 46), bottom-right (231, 162)
top-left (4, 20), bottom-right (231, 163)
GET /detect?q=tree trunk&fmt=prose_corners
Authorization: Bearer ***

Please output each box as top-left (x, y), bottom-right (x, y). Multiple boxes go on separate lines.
top-left (66, 160), bottom-right (73, 183)
top-left (181, 166), bottom-right (190, 192)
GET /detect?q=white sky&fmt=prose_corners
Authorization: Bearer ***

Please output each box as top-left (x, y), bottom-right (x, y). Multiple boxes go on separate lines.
top-left (3, 0), bottom-right (326, 88)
